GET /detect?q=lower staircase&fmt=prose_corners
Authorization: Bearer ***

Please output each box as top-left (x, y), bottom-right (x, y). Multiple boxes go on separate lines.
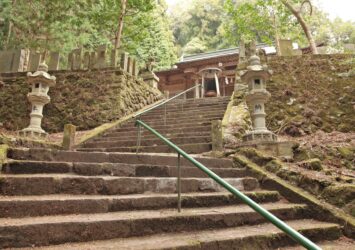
top-left (0, 97), bottom-right (351, 249)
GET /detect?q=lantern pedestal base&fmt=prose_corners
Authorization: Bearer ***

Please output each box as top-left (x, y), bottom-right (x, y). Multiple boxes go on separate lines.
top-left (243, 130), bottom-right (278, 143)
top-left (19, 128), bottom-right (48, 139)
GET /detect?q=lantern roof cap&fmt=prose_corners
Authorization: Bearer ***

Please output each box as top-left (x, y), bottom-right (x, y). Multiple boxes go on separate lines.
top-left (27, 62), bottom-right (56, 86)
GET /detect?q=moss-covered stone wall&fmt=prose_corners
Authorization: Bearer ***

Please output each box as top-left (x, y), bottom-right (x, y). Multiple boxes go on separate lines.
top-left (267, 54), bottom-right (355, 135)
top-left (0, 69), bottom-right (162, 132)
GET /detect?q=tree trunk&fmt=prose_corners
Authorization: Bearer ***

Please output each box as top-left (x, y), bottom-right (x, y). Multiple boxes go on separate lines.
top-left (114, 0), bottom-right (127, 50)
top-left (5, 0), bottom-right (17, 49)
top-left (281, 0), bottom-right (318, 54)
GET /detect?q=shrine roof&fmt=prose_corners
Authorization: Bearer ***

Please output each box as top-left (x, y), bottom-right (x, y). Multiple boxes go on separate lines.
top-left (180, 43), bottom-right (270, 63)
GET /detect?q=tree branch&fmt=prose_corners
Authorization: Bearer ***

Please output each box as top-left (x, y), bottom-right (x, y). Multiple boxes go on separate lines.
top-left (299, 0), bottom-right (313, 16)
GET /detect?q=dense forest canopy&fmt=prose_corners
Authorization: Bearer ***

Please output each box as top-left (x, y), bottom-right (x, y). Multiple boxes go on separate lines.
top-left (170, 0), bottom-right (355, 56)
top-left (0, 0), bottom-right (354, 69)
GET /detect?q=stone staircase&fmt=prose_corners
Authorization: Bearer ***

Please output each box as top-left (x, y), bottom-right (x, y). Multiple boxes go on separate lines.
top-left (0, 96), bottom-right (350, 249)
top-left (78, 97), bottom-right (231, 153)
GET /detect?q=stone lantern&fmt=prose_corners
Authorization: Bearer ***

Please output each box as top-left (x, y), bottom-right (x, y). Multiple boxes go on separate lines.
top-left (20, 63), bottom-right (56, 138)
top-left (241, 55), bottom-right (277, 142)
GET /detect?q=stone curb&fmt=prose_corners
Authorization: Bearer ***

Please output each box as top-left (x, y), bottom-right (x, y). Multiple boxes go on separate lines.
top-left (234, 154), bottom-right (355, 238)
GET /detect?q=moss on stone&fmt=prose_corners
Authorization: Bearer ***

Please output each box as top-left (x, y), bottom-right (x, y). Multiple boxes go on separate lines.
top-left (265, 159), bottom-right (283, 173)
top-left (337, 147), bottom-right (354, 161)
top-left (233, 154), bottom-right (355, 236)
top-left (322, 184), bottom-right (355, 207)
top-left (237, 147), bottom-right (275, 166)
top-left (299, 158), bottom-right (323, 171)
top-left (0, 144), bottom-right (8, 171)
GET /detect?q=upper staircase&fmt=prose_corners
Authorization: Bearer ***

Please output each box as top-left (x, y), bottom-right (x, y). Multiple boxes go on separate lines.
top-left (0, 96), bottom-right (352, 249)
top-left (78, 96), bottom-right (230, 154)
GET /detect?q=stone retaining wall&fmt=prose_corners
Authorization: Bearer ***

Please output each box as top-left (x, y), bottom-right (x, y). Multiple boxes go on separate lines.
top-left (0, 68), bottom-right (162, 132)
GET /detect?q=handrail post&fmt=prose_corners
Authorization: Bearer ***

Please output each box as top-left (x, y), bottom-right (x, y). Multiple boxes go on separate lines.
top-left (177, 152), bottom-right (181, 213)
top-left (136, 119), bottom-right (142, 154)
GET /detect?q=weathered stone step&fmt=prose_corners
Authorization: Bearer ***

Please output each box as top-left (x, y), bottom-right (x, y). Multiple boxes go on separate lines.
top-left (21, 220), bottom-right (341, 250)
top-left (139, 109), bottom-right (226, 119)
top-left (0, 203), bottom-right (309, 248)
top-left (4, 160), bottom-right (244, 178)
top-left (120, 116), bottom-right (223, 128)
top-left (0, 191), bottom-right (280, 218)
top-left (8, 149), bottom-right (234, 168)
top-left (82, 136), bottom-right (211, 148)
top-left (77, 142), bottom-right (212, 154)
top-left (281, 239), bottom-right (355, 250)
top-left (93, 131), bottom-right (211, 142)
top-left (132, 112), bottom-right (224, 124)
top-left (0, 175), bottom-right (258, 195)
top-left (142, 108), bottom-right (226, 117)
top-left (150, 99), bottom-right (229, 109)
top-left (104, 126), bottom-right (211, 138)
top-left (114, 122), bottom-right (212, 133)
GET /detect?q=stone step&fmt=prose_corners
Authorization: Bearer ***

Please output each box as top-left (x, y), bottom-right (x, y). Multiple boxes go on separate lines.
top-left (93, 131), bottom-right (212, 142)
top-left (132, 111), bottom-right (224, 124)
top-left (0, 174), bottom-right (259, 196)
top-left (0, 191), bottom-right (280, 218)
top-left (77, 142), bottom-right (212, 154)
top-left (4, 160), bottom-right (244, 178)
top-left (82, 136), bottom-right (211, 148)
top-left (20, 220), bottom-right (341, 250)
top-left (104, 126), bottom-right (211, 138)
top-left (140, 107), bottom-right (227, 117)
top-left (0, 203), bottom-right (309, 248)
top-left (139, 109), bottom-right (226, 119)
top-left (114, 122), bottom-right (213, 133)
top-left (281, 239), bottom-right (355, 250)
top-left (8, 149), bottom-right (234, 168)
top-left (150, 99), bottom-right (229, 109)
top-left (120, 116), bottom-right (223, 128)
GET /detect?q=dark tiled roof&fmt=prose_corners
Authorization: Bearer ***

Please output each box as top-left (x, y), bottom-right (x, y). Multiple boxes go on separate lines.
top-left (181, 44), bottom-right (270, 63)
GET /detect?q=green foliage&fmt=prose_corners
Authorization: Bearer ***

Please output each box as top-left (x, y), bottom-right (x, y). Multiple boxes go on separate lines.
top-left (122, 2), bottom-right (177, 69)
top-left (170, 0), bottom-right (234, 56)
top-left (224, 0), bottom-right (304, 45)
top-left (0, 0), bottom-right (176, 69)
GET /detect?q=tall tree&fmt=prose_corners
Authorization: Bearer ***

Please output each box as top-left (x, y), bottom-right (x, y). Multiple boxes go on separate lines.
top-left (224, 0), bottom-right (320, 54)
top-left (280, 0), bottom-right (318, 54)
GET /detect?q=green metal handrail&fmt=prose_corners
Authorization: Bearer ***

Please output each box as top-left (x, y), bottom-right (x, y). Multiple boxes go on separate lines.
top-left (135, 119), bottom-right (321, 250)
top-left (133, 84), bottom-right (200, 118)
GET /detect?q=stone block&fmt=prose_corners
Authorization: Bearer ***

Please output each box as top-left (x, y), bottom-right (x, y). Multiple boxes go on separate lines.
top-left (278, 39), bottom-right (293, 56)
top-left (62, 124), bottom-right (76, 150)
top-left (48, 52), bottom-right (60, 71)
top-left (82, 51), bottom-right (91, 69)
top-left (72, 48), bottom-right (82, 70)
top-left (89, 51), bottom-right (96, 69)
top-left (67, 52), bottom-right (73, 70)
top-left (28, 51), bottom-right (42, 72)
top-left (13, 49), bottom-right (27, 72)
top-left (0, 50), bottom-right (14, 73)
top-left (211, 120), bottom-right (223, 152)
top-left (120, 52), bottom-right (129, 71)
top-left (239, 40), bottom-right (246, 59)
top-left (127, 56), bottom-right (134, 74)
top-left (95, 45), bottom-right (107, 68)
top-left (141, 71), bottom-right (159, 88)
top-left (293, 49), bottom-right (303, 56)
top-left (132, 59), bottom-right (139, 76)
top-left (110, 49), bottom-right (120, 68)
